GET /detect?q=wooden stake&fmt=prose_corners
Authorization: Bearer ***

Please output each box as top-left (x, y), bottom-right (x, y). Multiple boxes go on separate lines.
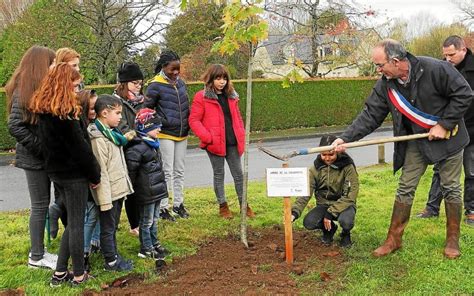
top-left (378, 144), bottom-right (385, 164)
top-left (282, 162), bottom-right (294, 264)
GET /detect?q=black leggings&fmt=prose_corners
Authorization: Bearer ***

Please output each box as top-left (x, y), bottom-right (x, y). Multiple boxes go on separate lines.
top-left (50, 176), bottom-right (88, 276)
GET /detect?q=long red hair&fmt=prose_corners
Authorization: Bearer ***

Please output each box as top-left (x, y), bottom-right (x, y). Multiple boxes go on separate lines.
top-left (29, 63), bottom-right (82, 120)
top-left (5, 45), bottom-right (55, 123)
top-left (55, 47), bottom-right (80, 63)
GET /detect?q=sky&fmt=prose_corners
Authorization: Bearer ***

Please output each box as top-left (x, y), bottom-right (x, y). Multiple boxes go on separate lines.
top-left (357, 0), bottom-right (465, 25)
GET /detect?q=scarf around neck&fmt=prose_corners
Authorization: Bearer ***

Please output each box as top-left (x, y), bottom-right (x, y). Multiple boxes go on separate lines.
top-left (137, 131), bottom-right (160, 149)
top-left (159, 70), bottom-right (179, 85)
top-left (127, 91), bottom-right (145, 107)
top-left (95, 119), bottom-right (128, 146)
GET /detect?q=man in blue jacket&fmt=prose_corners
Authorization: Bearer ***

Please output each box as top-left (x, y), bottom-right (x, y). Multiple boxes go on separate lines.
top-left (333, 39), bottom-right (473, 259)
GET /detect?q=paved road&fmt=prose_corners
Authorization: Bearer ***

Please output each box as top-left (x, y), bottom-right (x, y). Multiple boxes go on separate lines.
top-left (0, 129), bottom-right (394, 212)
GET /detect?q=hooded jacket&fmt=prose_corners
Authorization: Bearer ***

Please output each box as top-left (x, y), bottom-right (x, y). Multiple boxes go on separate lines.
top-left (125, 137), bottom-right (168, 205)
top-left (88, 123), bottom-right (134, 211)
top-left (340, 53), bottom-right (473, 172)
top-left (189, 88), bottom-right (246, 156)
top-left (292, 153), bottom-right (359, 219)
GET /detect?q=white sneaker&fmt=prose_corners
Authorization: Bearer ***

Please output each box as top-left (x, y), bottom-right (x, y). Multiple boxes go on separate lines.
top-left (28, 254), bottom-right (57, 270)
top-left (43, 251), bottom-right (58, 262)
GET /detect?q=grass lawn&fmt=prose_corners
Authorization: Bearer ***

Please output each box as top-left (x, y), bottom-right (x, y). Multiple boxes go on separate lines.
top-left (0, 164), bottom-right (473, 295)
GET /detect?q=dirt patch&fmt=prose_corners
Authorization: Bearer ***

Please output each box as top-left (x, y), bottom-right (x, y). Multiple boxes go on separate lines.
top-left (98, 227), bottom-right (348, 295)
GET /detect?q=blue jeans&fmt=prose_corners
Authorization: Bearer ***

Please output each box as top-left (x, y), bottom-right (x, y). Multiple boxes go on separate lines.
top-left (83, 200), bottom-right (100, 253)
top-left (139, 202), bottom-right (160, 251)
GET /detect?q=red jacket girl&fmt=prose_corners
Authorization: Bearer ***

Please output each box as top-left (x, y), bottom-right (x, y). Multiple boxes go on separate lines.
top-left (190, 88), bottom-right (245, 156)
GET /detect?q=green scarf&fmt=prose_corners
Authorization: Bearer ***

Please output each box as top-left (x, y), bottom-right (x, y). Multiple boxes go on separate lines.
top-left (95, 119), bottom-right (128, 146)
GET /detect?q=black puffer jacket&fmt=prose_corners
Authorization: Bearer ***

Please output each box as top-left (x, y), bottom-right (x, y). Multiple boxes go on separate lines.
top-left (144, 75), bottom-right (190, 137)
top-left (7, 92), bottom-right (44, 170)
top-left (37, 113), bottom-right (101, 184)
top-left (341, 53), bottom-right (473, 172)
top-left (125, 138), bottom-right (168, 205)
top-left (456, 48), bottom-right (474, 142)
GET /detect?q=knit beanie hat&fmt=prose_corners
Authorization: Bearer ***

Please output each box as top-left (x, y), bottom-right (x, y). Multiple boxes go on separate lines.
top-left (135, 108), bottom-right (162, 133)
top-left (118, 62), bottom-right (144, 83)
top-left (319, 134), bottom-right (337, 147)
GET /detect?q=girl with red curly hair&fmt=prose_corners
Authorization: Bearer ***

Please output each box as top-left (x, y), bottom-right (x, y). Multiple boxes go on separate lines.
top-left (30, 63), bottom-right (101, 286)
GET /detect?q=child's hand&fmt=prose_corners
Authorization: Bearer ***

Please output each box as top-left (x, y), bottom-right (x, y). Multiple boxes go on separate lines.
top-left (323, 218), bottom-right (332, 231)
top-left (90, 183), bottom-right (100, 189)
top-left (124, 130), bottom-right (136, 141)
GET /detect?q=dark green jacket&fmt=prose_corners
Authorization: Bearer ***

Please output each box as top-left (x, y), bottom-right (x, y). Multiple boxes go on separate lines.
top-left (292, 153), bottom-right (359, 219)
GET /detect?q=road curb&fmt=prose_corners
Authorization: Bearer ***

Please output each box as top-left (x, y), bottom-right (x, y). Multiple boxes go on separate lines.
top-left (1, 125), bottom-right (394, 166)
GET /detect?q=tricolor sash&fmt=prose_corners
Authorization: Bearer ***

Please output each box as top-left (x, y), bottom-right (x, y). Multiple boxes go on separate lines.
top-left (387, 88), bottom-right (439, 129)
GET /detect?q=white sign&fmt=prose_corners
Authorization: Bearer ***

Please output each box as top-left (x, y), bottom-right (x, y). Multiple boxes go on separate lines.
top-left (266, 167), bottom-right (310, 197)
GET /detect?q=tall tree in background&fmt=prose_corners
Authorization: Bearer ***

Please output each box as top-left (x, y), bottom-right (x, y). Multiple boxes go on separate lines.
top-left (66, 0), bottom-right (172, 83)
top-left (164, 3), bottom-right (224, 57)
top-left (0, 0), bottom-right (93, 85)
top-left (163, 3), bottom-right (250, 80)
top-left (0, 0), bottom-right (34, 31)
top-left (408, 23), bottom-right (469, 58)
top-left (132, 44), bottom-right (161, 81)
top-left (453, 0), bottom-right (473, 29)
top-left (263, 0), bottom-right (374, 77)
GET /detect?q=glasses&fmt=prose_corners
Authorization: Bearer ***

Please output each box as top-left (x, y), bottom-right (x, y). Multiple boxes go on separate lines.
top-left (129, 81), bottom-right (143, 86)
top-left (374, 61), bottom-right (388, 69)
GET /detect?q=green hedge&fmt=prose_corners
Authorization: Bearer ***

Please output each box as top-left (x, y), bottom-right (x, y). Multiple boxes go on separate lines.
top-left (0, 79), bottom-right (376, 150)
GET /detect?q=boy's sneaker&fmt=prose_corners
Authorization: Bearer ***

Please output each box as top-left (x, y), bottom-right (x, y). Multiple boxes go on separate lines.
top-left (173, 204), bottom-right (190, 219)
top-left (138, 248), bottom-right (165, 260)
top-left (154, 244), bottom-right (170, 257)
top-left (28, 254), bottom-right (57, 270)
top-left (71, 273), bottom-right (93, 286)
top-left (50, 271), bottom-right (73, 287)
top-left (160, 208), bottom-right (176, 222)
top-left (104, 255), bottom-right (133, 272)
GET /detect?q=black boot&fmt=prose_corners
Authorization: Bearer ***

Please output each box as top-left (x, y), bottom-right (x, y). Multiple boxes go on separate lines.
top-left (339, 230), bottom-right (352, 248)
top-left (321, 222), bottom-right (337, 245)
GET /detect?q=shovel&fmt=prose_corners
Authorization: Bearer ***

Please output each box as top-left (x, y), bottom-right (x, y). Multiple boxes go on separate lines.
top-left (258, 133), bottom-right (430, 161)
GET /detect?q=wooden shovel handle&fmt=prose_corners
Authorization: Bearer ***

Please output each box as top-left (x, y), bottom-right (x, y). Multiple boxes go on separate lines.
top-left (289, 133), bottom-right (430, 157)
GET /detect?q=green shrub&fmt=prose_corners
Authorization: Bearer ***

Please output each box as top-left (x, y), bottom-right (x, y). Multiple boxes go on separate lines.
top-left (0, 79), bottom-right (376, 150)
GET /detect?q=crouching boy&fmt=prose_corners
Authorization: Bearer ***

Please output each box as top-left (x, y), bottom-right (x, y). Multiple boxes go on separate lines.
top-left (292, 135), bottom-right (359, 247)
top-left (126, 108), bottom-right (170, 260)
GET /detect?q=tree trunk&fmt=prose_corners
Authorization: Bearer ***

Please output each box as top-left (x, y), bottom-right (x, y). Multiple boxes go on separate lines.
top-left (240, 42), bottom-right (254, 248)
top-left (310, 0), bottom-right (320, 77)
